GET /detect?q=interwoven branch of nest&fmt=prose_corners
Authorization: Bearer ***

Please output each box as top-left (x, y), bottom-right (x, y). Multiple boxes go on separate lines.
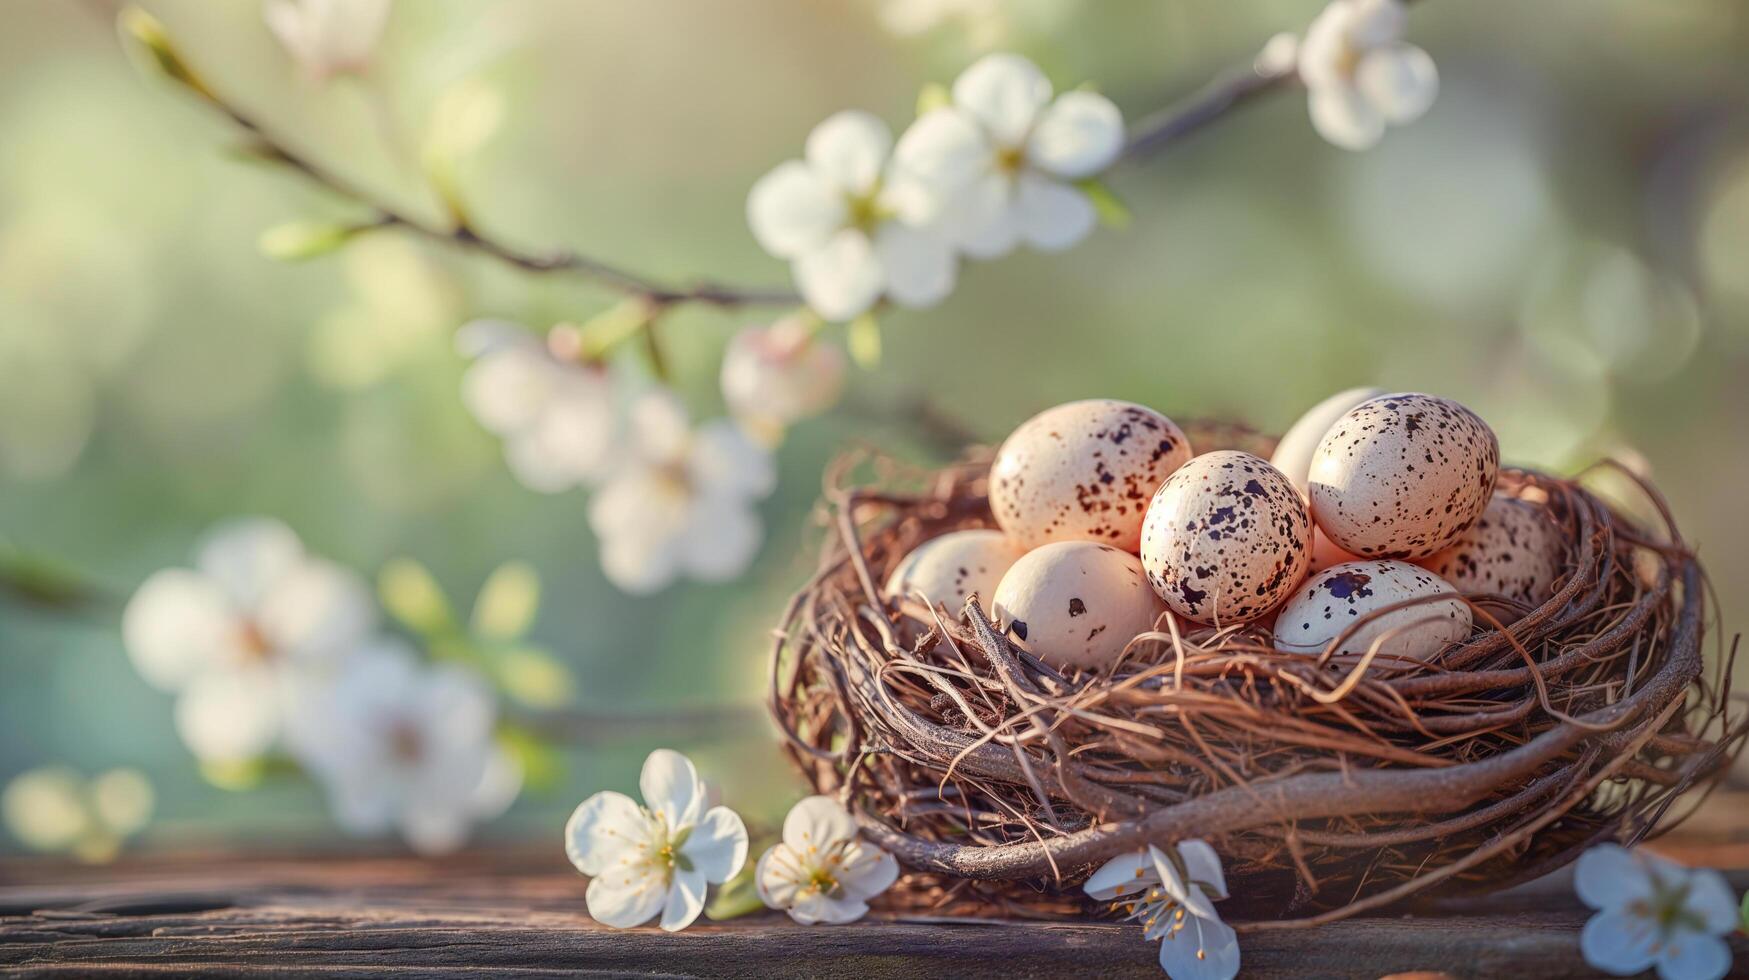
top-left (767, 444), bottom-right (1746, 929)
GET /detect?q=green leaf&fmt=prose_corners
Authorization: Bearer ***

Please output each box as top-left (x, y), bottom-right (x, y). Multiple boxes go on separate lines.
top-left (1078, 179), bottom-right (1132, 230)
top-left (847, 313), bottom-right (882, 370)
top-left (258, 221), bottom-right (360, 261)
top-left (576, 299), bottom-right (656, 361)
top-left (0, 541), bottom-right (100, 610)
top-left (916, 82), bottom-right (951, 117)
top-left (118, 7), bottom-right (214, 102)
top-left (705, 856), bottom-right (769, 921)
top-left (498, 726), bottom-right (563, 793)
top-left (472, 561), bottom-right (541, 641)
top-left (494, 647), bottom-right (576, 709)
top-left (378, 558), bottom-right (455, 637)
top-left (1740, 889), bottom-right (1748, 934)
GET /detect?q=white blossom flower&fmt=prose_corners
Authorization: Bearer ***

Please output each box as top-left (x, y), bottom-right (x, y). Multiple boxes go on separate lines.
top-left (122, 518), bottom-right (376, 764)
top-left (565, 749), bottom-right (749, 932)
top-left (588, 390), bottom-right (775, 594)
top-left (285, 640), bottom-right (520, 855)
top-left (1297, 0), bottom-right (1438, 151)
top-left (720, 316), bottom-right (847, 444)
top-left (892, 52), bottom-right (1124, 259)
top-left (877, 0), bottom-right (1008, 49)
top-left (1576, 843), bottom-right (1739, 980)
top-left (458, 320), bottom-right (624, 494)
top-left (263, 0), bottom-right (393, 81)
top-left (755, 795), bottom-right (899, 924)
top-left (747, 110), bottom-right (957, 322)
top-left (1085, 841), bottom-right (1239, 980)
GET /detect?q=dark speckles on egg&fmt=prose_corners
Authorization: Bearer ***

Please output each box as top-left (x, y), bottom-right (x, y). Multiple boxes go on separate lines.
top-left (1307, 393), bottom-right (1499, 561)
top-left (1139, 450), bottom-right (1311, 626)
top-left (1274, 559), bottom-right (1472, 661)
top-left (989, 400), bottom-right (1192, 551)
top-left (1420, 493), bottom-right (1567, 609)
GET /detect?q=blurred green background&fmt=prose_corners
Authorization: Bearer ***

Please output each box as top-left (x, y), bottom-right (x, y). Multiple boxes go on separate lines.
top-left (3, 0), bottom-right (1747, 856)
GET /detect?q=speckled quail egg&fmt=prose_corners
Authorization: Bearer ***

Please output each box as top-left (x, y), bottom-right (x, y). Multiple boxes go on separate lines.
top-left (991, 541), bottom-right (1166, 670)
top-left (885, 529), bottom-right (1026, 624)
top-left (1274, 560), bottom-right (1472, 661)
top-left (1139, 451), bottom-right (1312, 625)
top-left (1269, 387), bottom-right (1385, 495)
top-left (1420, 494), bottom-right (1566, 606)
top-left (989, 400), bottom-right (1193, 552)
top-left (1308, 393), bottom-right (1500, 560)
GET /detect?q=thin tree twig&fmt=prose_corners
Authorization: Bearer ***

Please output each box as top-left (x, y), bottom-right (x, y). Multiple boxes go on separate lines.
top-left (131, 11), bottom-right (1306, 313)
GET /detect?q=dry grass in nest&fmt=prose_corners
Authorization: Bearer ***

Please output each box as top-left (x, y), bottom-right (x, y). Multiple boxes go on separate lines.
top-left (766, 423), bottom-right (1747, 929)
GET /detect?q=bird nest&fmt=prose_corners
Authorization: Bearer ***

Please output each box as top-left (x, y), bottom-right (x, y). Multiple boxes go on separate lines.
top-left (767, 423), bottom-right (1747, 928)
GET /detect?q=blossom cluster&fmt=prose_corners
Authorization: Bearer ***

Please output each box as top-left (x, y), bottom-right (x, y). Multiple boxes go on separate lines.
top-left (566, 752), bottom-right (900, 932)
top-left (749, 52), bottom-right (1126, 322)
top-left (122, 518), bottom-right (519, 853)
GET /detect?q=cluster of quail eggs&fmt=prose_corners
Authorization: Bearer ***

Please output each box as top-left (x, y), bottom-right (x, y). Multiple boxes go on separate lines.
top-left (885, 392), bottom-right (1567, 670)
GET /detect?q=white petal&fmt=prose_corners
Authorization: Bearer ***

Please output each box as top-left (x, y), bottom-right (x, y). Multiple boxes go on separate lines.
top-left (1158, 913), bottom-right (1241, 980)
top-left (418, 664), bottom-right (497, 747)
top-left (805, 110), bottom-right (892, 197)
top-left (794, 229), bottom-right (884, 322)
top-left (782, 795), bottom-right (858, 852)
top-left (1014, 172), bottom-right (1096, 252)
top-left (586, 868), bottom-right (668, 929)
top-left (756, 844), bottom-right (803, 909)
top-left (1296, 2), bottom-right (1353, 91)
top-left (941, 172), bottom-right (1022, 259)
top-left (401, 806), bottom-right (471, 856)
top-left (1683, 868), bottom-right (1741, 935)
top-left (174, 668), bottom-right (283, 762)
top-left (1355, 43), bottom-right (1438, 125)
top-left (467, 746), bottom-right (524, 821)
top-left (952, 53), bottom-right (1053, 147)
top-left (1347, 0), bottom-right (1408, 48)
top-left (626, 389), bottom-right (692, 465)
top-left (747, 160), bottom-right (846, 260)
top-left (1176, 840), bottom-right (1228, 901)
top-left (1575, 844), bottom-right (1651, 910)
top-left (688, 420), bottom-right (776, 499)
top-left (1083, 849), bottom-right (1156, 900)
top-left (672, 501), bottom-right (763, 585)
top-left (461, 346), bottom-right (555, 436)
top-left (719, 323), bottom-right (847, 430)
top-left (1026, 90), bottom-right (1124, 180)
top-left (682, 805), bottom-right (749, 884)
top-left (837, 842), bottom-right (899, 901)
top-left (659, 868), bottom-right (707, 932)
top-left (874, 222), bottom-right (956, 309)
top-left (195, 518), bottom-right (303, 609)
top-left (1152, 843), bottom-right (1217, 921)
top-left (1309, 84), bottom-right (1386, 151)
top-left (1657, 931), bottom-right (1732, 980)
top-left (503, 435), bottom-right (586, 494)
top-left (256, 559), bottom-right (376, 665)
top-left (791, 892), bottom-right (870, 925)
top-left (1580, 907), bottom-right (1660, 976)
top-left (597, 529), bottom-right (681, 595)
top-left (891, 107), bottom-right (995, 207)
top-left (640, 749), bottom-right (705, 830)
top-left (565, 791), bottom-right (648, 876)
top-left (122, 569), bottom-right (239, 691)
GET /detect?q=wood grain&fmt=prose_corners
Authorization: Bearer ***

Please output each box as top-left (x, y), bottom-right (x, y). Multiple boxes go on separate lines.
top-left (1, 848), bottom-right (1745, 978)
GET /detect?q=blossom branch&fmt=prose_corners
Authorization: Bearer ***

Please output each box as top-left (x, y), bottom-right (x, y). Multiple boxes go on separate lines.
top-left (1121, 61), bottom-right (1293, 162)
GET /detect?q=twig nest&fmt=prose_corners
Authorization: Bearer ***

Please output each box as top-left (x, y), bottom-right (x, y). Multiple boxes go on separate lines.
top-left (1309, 393), bottom-right (1500, 560)
top-left (991, 541), bottom-right (1165, 669)
top-left (1139, 451), bottom-right (1311, 624)
top-left (1272, 559), bottom-right (1471, 660)
top-left (1419, 493), bottom-right (1566, 607)
top-left (989, 400), bottom-right (1192, 551)
top-left (1269, 386), bottom-right (1384, 494)
top-left (884, 529), bottom-right (1025, 627)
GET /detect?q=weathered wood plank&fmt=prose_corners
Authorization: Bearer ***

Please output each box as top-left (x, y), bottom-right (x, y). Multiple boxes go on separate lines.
top-left (0, 849), bottom-right (1745, 978)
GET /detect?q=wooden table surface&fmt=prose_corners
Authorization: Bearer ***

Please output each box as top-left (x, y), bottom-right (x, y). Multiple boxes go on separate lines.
top-left (2, 842), bottom-right (1746, 979)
